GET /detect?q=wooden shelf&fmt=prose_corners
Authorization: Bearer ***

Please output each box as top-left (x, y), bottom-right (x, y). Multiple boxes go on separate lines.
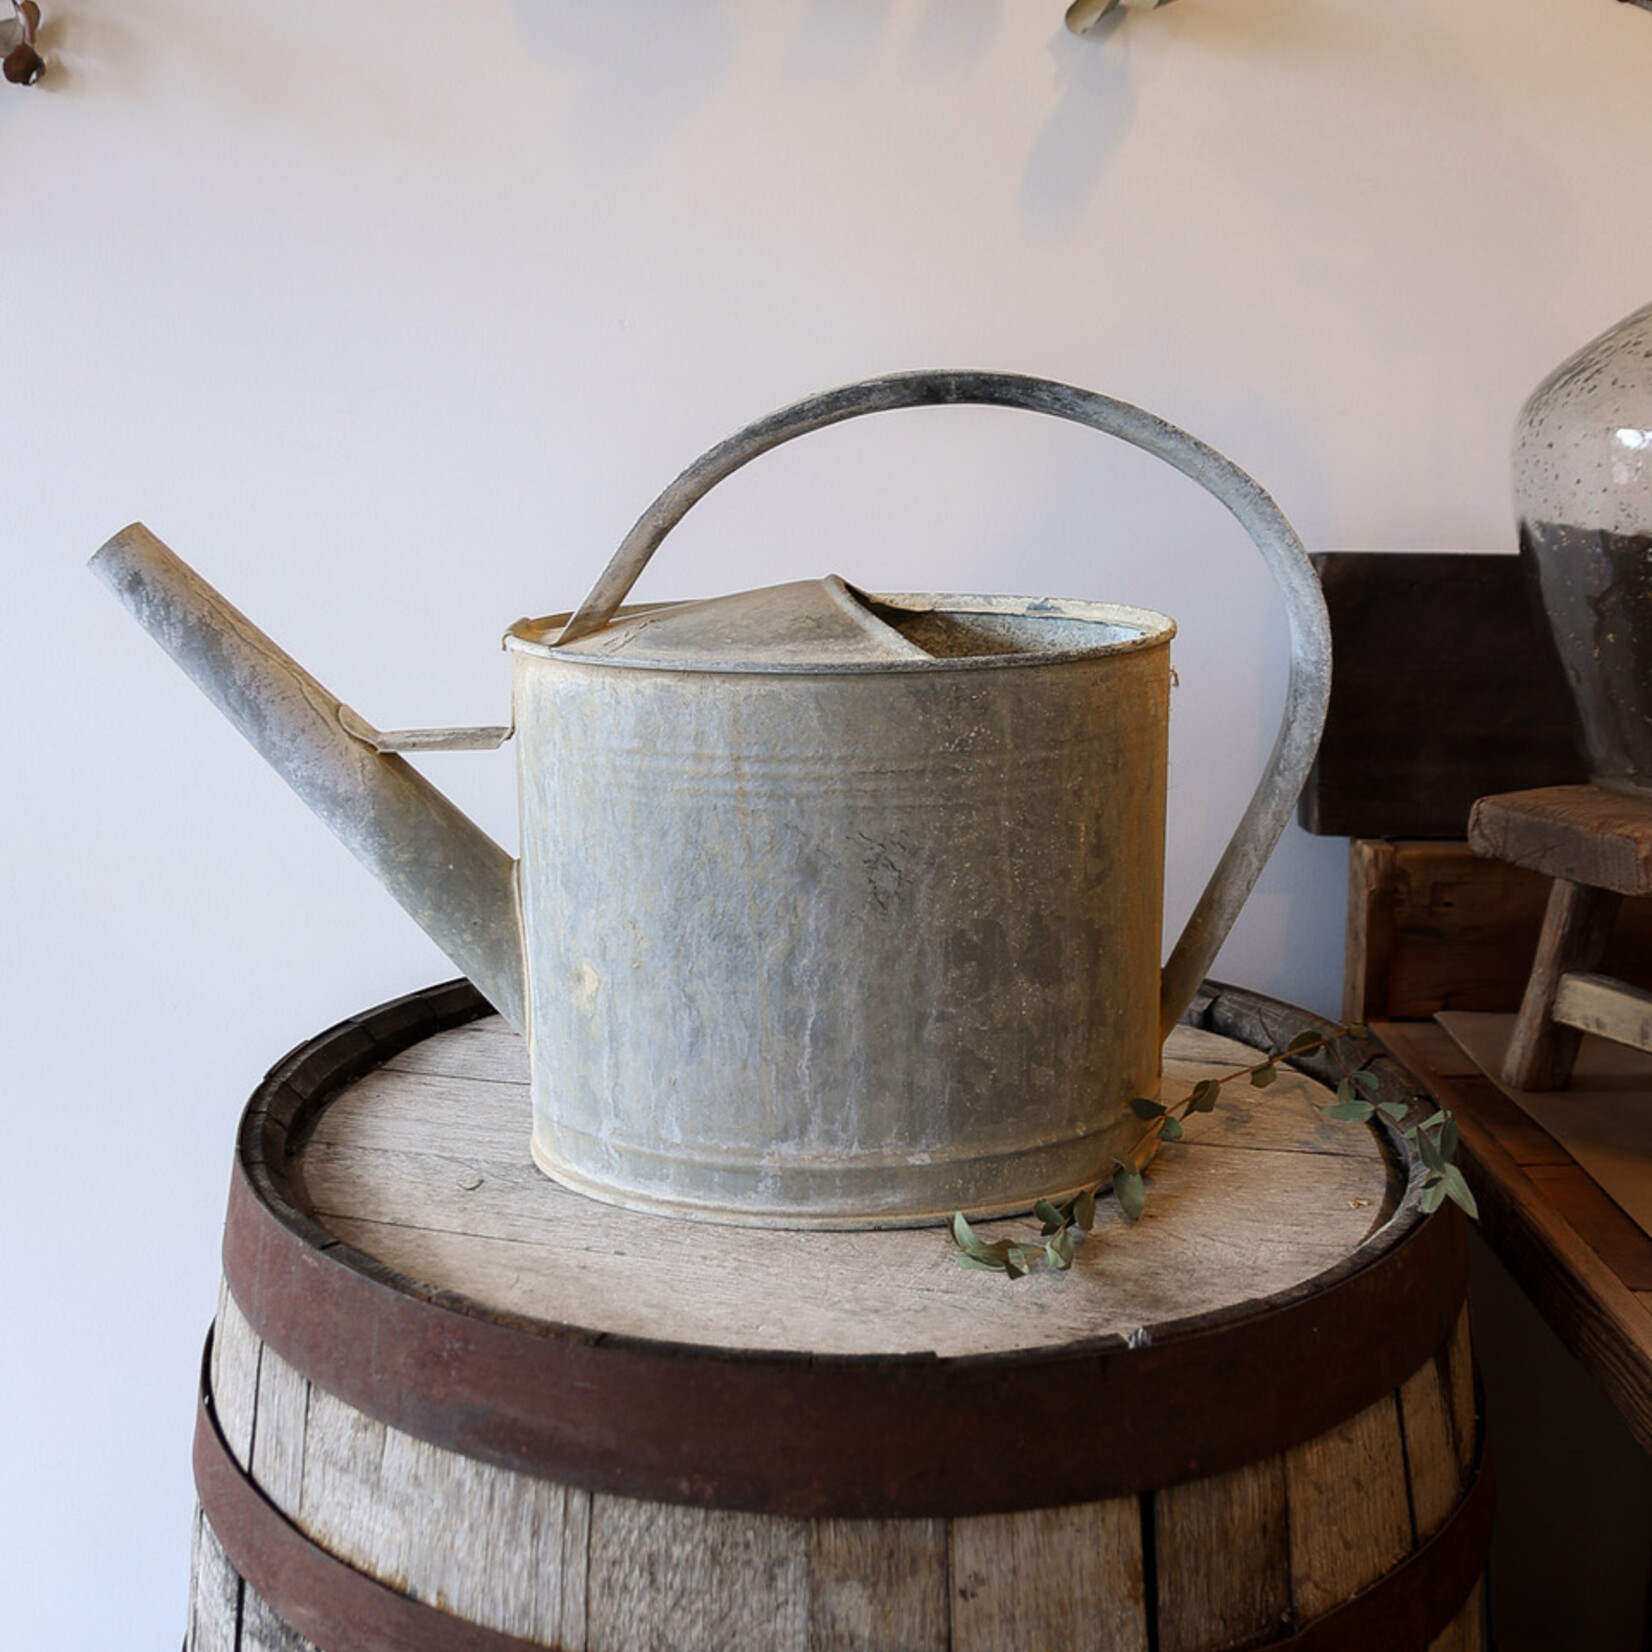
top-left (1374, 1017), bottom-right (1652, 1455)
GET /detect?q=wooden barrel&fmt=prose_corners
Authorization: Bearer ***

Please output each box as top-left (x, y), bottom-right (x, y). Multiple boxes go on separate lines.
top-left (185, 981), bottom-right (1491, 1652)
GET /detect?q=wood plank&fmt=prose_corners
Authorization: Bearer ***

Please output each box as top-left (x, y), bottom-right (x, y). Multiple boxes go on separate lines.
top-left (1372, 1029), bottom-right (1652, 1453)
top-left (238, 1584), bottom-right (318, 1652)
top-left (806, 1518), bottom-right (948, 1652)
top-left (317, 1132), bottom-right (1385, 1362)
top-left (1153, 1458), bottom-right (1291, 1652)
top-left (1165, 1032), bottom-right (1380, 1160)
top-left (1441, 1011), bottom-right (1652, 1240)
top-left (1554, 971), bottom-right (1652, 1053)
top-left (378, 1016), bottom-right (532, 1086)
top-left (1344, 840), bottom-right (1553, 1022)
top-left (1470, 784), bottom-right (1652, 894)
top-left (1343, 840), bottom-right (1652, 1022)
top-left (293, 1024), bottom-right (1392, 1360)
top-left (306, 1065), bottom-right (532, 1158)
top-left (1435, 1072), bottom-right (1575, 1168)
top-left (1300, 551), bottom-right (1583, 840)
top-left (249, 1339), bottom-right (308, 1516)
top-left (1284, 1394), bottom-right (1414, 1622)
top-left (1523, 1164), bottom-right (1652, 1292)
top-left (1374, 1018), bottom-right (1485, 1081)
top-left (1503, 880), bottom-right (1622, 1090)
top-left (1398, 1360), bottom-right (1462, 1541)
top-left (187, 1506), bottom-right (243, 1652)
top-left (212, 1283), bottom-right (262, 1468)
top-left (1372, 1024), bottom-right (1572, 1167)
top-left (1442, 1307), bottom-right (1478, 1486)
top-left (297, 1382), bottom-right (591, 1645)
top-left (949, 1500), bottom-right (1147, 1652)
top-left (586, 1497), bottom-right (809, 1652)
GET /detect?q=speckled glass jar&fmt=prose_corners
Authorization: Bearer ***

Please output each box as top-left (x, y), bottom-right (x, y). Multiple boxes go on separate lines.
top-left (1515, 301), bottom-right (1652, 796)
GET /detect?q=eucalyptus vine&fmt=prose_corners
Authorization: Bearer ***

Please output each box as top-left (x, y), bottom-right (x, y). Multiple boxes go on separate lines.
top-left (953, 1024), bottom-right (1476, 1278)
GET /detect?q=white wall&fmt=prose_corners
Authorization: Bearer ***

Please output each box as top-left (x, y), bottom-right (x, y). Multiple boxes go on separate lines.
top-left (5, 1), bottom-right (1650, 1642)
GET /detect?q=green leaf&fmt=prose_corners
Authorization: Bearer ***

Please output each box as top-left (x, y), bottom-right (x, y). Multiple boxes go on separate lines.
top-left (1130, 1096), bottom-right (1167, 1120)
top-left (1420, 1178), bottom-right (1446, 1214)
top-left (1323, 1097), bottom-right (1376, 1123)
top-left (1345, 1023), bottom-right (1371, 1040)
top-left (1160, 1115), bottom-right (1183, 1141)
top-left (1440, 1163), bottom-right (1479, 1219)
top-left (1439, 1116), bottom-right (1460, 1161)
top-left (1352, 1069), bottom-right (1382, 1096)
top-left (1285, 1029), bottom-right (1324, 1055)
top-left (1418, 1108), bottom-right (1448, 1132)
top-left (958, 1253), bottom-right (1008, 1272)
top-left (1189, 1078), bottom-right (1223, 1114)
top-left (1336, 1076), bottom-right (1358, 1105)
top-left (1376, 1100), bottom-right (1409, 1125)
top-left (1416, 1129), bottom-right (1447, 1174)
top-left (951, 1214), bottom-right (1020, 1269)
top-left (1074, 1188), bottom-right (1096, 1231)
top-left (1113, 1162), bottom-right (1146, 1222)
top-left (1047, 1227), bottom-right (1077, 1269)
top-left (1250, 1063), bottom-right (1278, 1089)
top-left (1034, 1199), bottom-right (1066, 1234)
top-left (1004, 1251), bottom-right (1029, 1279)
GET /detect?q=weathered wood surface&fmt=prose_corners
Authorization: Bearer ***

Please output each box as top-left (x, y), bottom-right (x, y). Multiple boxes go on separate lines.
top-left (1503, 878), bottom-right (1623, 1089)
top-left (1469, 783), bottom-right (1652, 895)
top-left (1300, 551), bottom-right (1583, 840)
top-left (1343, 839), bottom-right (1652, 1023)
top-left (188, 1004), bottom-right (1485, 1652)
top-left (290, 1017), bottom-right (1392, 1358)
top-left (195, 1293), bottom-right (1487, 1652)
top-left (1553, 972), bottom-right (1652, 1055)
top-left (1377, 1016), bottom-right (1652, 1457)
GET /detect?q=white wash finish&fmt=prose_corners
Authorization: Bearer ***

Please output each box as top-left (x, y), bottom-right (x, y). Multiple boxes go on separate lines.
top-left (295, 1017), bottom-right (1392, 1359)
top-left (188, 1016), bottom-right (1486, 1652)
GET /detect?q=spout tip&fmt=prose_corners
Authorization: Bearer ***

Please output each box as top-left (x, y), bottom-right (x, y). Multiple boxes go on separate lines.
top-left (89, 521), bottom-right (157, 576)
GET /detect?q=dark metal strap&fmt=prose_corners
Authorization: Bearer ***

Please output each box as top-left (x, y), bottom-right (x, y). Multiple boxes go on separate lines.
top-left (224, 1158), bottom-right (1468, 1519)
top-left (193, 1330), bottom-right (1492, 1652)
top-left (224, 983), bottom-right (1471, 1521)
top-left (193, 1339), bottom-right (546, 1652)
top-left (1288, 1439), bottom-right (1493, 1652)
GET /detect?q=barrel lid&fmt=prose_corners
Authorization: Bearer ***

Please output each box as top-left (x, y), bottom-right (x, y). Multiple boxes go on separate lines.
top-left (507, 578), bottom-right (1174, 671)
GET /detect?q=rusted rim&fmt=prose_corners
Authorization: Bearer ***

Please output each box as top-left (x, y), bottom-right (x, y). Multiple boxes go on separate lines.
top-left (194, 1326), bottom-right (1493, 1652)
top-left (223, 979), bottom-right (1469, 1520)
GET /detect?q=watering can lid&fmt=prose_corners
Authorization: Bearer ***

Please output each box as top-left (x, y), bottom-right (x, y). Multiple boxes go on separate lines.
top-left (540, 577), bottom-right (931, 667)
top-left (512, 577), bottom-right (1173, 671)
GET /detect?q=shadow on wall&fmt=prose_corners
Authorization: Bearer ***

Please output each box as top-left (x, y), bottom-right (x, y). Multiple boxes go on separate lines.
top-left (784, 0), bottom-right (892, 80)
top-left (902, 0), bottom-right (1001, 76)
top-left (512, 0), bottom-right (737, 165)
top-left (1021, 9), bottom-right (1137, 241)
top-left (508, 0), bottom-right (1004, 162)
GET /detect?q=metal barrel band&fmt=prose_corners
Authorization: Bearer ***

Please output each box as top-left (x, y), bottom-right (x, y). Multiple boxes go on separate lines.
top-left (224, 982), bottom-right (1470, 1521)
top-left (193, 1326), bottom-right (1493, 1652)
top-left (192, 1333), bottom-right (544, 1652)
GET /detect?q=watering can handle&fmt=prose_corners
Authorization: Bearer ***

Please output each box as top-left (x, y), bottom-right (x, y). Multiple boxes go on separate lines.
top-left (558, 370), bottom-right (1331, 1039)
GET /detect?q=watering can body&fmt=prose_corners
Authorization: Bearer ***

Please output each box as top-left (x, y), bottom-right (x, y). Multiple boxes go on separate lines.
top-left (510, 584), bottom-right (1173, 1223)
top-left (91, 371), bottom-right (1331, 1229)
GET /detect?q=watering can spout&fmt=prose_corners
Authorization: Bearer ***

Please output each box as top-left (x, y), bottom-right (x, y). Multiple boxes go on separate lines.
top-left (89, 524), bottom-right (526, 1032)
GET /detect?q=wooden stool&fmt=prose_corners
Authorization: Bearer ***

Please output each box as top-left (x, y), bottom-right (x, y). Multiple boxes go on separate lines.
top-left (185, 981), bottom-right (1490, 1652)
top-left (1469, 783), bottom-right (1652, 1090)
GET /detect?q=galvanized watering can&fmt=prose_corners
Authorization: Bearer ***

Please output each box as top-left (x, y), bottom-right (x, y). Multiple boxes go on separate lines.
top-left (92, 372), bottom-right (1330, 1228)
